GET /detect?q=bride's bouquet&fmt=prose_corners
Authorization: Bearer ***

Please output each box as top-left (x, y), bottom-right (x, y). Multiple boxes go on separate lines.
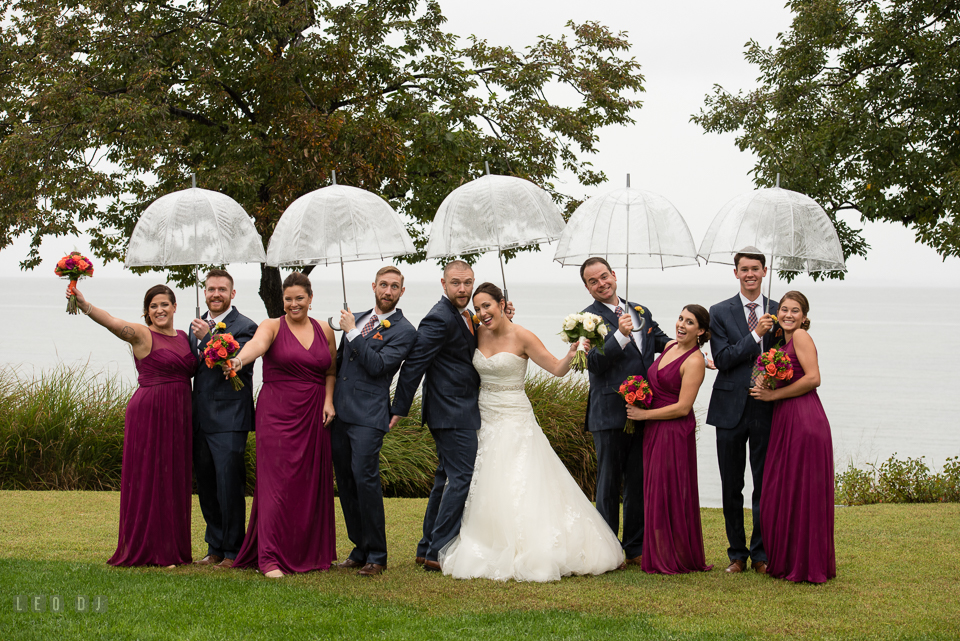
top-left (619, 375), bottom-right (653, 433)
top-left (203, 323), bottom-right (244, 391)
top-left (751, 347), bottom-right (793, 389)
top-left (559, 312), bottom-right (607, 372)
top-left (55, 251), bottom-right (95, 315)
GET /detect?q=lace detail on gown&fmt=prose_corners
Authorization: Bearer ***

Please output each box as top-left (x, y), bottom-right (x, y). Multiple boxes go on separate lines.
top-left (438, 350), bottom-right (623, 582)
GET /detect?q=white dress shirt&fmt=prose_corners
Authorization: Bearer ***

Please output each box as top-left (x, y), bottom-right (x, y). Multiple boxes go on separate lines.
top-left (205, 306), bottom-right (235, 326)
top-left (346, 307), bottom-right (398, 342)
top-left (739, 292), bottom-right (765, 344)
top-left (603, 299), bottom-right (642, 355)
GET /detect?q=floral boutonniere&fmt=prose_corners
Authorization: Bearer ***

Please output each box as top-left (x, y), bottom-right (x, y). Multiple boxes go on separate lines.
top-left (634, 305), bottom-right (645, 315)
top-left (472, 314), bottom-right (480, 326)
top-left (378, 319), bottom-right (391, 330)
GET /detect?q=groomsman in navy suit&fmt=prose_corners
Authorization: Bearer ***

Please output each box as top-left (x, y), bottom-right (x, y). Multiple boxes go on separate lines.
top-left (581, 257), bottom-right (671, 565)
top-left (390, 260), bottom-right (512, 572)
top-left (706, 247), bottom-right (778, 574)
top-left (332, 266), bottom-right (417, 577)
top-left (189, 269), bottom-right (258, 568)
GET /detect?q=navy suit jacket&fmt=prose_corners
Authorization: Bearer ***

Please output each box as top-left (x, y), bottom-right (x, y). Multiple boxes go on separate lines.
top-left (333, 308), bottom-right (416, 432)
top-left (706, 294), bottom-right (779, 429)
top-left (390, 297), bottom-right (480, 431)
top-left (584, 298), bottom-right (671, 432)
top-left (189, 307), bottom-right (258, 434)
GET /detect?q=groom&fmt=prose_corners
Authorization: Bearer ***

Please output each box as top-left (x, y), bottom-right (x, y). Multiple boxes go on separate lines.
top-left (389, 260), bottom-right (512, 572)
top-left (581, 257), bottom-right (670, 565)
top-left (706, 247), bottom-right (778, 574)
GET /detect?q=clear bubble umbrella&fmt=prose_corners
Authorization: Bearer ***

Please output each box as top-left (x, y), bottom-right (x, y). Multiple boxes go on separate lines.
top-left (424, 166), bottom-right (566, 301)
top-left (125, 176), bottom-right (267, 317)
top-left (697, 177), bottom-right (847, 303)
top-left (553, 176), bottom-right (699, 330)
top-left (266, 172), bottom-right (415, 328)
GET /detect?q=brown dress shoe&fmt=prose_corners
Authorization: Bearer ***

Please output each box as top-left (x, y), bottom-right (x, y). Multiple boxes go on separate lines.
top-left (195, 554), bottom-right (224, 566)
top-left (358, 563), bottom-right (386, 577)
top-left (423, 559), bottom-right (441, 572)
top-left (337, 559), bottom-right (364, 570)
top-left (214, 558), bottom-right (234, 569)
top-left (415, 556), bottom-right (426, 565)
top-left (725, 559), bottom-right (746, 573)
top-left (751, 560), bottom-right (768, 575)
top-left (625, 555), bottom-right (642, 566)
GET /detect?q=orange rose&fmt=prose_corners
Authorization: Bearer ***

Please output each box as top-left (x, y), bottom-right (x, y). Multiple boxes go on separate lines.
top-left (785, 369), bottom-right (794, 380)
top-left (765, 363), bottom-right (777, 376)
top-left (775, 369), bottom-right (788, 380)
top-left (625, 392), bottom-right (637, 404)
top-left (205, 358), bottom-right (216, 368)
top-left (216, 345), bottom-right (228, 359)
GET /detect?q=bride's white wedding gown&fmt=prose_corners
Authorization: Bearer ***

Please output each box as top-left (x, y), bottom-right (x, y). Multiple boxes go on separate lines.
top-left (438, 350), bottom-right (624, 582)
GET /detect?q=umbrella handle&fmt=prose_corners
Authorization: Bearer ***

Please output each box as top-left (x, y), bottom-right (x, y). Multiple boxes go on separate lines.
top-left (328, 316), bottom-right (342, 331)
top-left (630, 316), bottom-right (646, 333)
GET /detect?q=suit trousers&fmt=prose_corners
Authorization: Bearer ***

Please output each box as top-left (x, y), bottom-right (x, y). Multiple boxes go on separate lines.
top-left (592, 427), bottom-right (644, 558)
top-left (330, 420), bottom-right (388, 566)
top-left (193, 430), bottom-right (249, 559)
top-left (716, 396), bottom-right (771, 563)
top-left (417, 428), bottom-right (479, 561)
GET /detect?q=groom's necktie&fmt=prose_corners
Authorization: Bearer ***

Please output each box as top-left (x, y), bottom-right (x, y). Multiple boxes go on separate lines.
top-left (461, 310), bottom-right (475, 336)
top-left (614, 305), bottom-right (623, 318)
top-left (206, 318), bottom-right (217, 331)
top-left (746, 302), bottom-right (759, 332)
top-left (361, 314), bottom-right (379, 337)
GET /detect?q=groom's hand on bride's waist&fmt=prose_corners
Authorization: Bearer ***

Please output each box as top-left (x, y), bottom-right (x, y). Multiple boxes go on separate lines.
top-left (505, 301), bottom-right (516, 321)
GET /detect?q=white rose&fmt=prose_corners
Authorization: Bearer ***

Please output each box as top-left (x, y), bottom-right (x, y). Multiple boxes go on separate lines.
top-left (583, 317), bottom-right (596, 332)
top-left (559, 332), bottom-right (571, 343)
top-left (597, 323), bottom-right (608, 337)
top-left (563, 315), bottom-right (577, 331)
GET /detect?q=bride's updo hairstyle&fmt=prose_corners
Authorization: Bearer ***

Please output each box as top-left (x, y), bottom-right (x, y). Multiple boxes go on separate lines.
top-left (142, 285), bottom-right (176, 326)
top-left (473, 282), bottom-right (505, 308)
top-left (778, 290), bottom-right (811, 330)
top-left (282, 271), bottom-right (313, 297)
top-left (682, 304), bottom-right (711, 347)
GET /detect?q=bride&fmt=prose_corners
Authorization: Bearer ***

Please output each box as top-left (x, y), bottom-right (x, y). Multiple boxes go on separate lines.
top-left (438, 282), bottom-right (624, 582)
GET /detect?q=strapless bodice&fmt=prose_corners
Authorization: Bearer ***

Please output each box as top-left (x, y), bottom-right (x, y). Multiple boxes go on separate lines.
top-left (472, 350), bottom-right (528, 392)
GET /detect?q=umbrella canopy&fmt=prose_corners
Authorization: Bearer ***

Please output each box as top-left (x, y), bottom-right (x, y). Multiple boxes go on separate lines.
top-left (698, 187), bottom-right (846, 272)
top-left (125, 187), bottom-right (266, 268)
top-left (425, 174), bottom-right (565, 258)
top-left (553, 187), bottom-right (699, 269)
top-left (266, 185), bottom-right (414, 267)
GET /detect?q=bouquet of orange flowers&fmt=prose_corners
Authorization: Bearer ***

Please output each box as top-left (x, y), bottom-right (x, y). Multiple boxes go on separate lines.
top-left (619, 375), bottom-right (653, 433)
top-left (55, 252), bottom-right (95, 314)
top-left (203, 323), bottom-right (244, 390)
top-left (752, 347), bottom-right (793, 389)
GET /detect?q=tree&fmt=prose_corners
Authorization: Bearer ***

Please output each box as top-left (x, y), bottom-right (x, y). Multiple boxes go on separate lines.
top-left (0, 0), bottom-right (643, 316)
top-left (693, 0), bottom-right (960, 275)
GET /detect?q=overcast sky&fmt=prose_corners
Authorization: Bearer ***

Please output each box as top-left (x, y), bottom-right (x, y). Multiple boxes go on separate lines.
top-left (2, 0), bottom-right (957, 288)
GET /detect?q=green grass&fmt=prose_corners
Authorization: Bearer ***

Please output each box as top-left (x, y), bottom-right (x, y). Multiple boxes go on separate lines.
top-left (2, 492), bottom-right (959, 640)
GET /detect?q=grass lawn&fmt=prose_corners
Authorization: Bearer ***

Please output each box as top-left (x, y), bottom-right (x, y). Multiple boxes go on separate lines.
top-left (2, 492), bottom-right (958, 640)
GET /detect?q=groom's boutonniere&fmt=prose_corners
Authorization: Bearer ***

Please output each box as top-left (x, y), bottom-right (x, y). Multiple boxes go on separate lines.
top-left (634, 305), bottom-right (645, 315)
top-left (378, 319), bottom-right (391, 330)
top-left (472, 314), bottom-right (480, 326)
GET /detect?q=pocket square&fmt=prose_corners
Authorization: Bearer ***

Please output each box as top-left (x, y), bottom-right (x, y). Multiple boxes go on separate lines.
top-left (371, 333), bottom-right (383, 341)
top-left (647, 327), bottom-right (652, 334)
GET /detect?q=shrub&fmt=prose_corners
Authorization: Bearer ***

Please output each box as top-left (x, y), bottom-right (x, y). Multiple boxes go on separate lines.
top-left (835, 454), bottom-right (960, 506)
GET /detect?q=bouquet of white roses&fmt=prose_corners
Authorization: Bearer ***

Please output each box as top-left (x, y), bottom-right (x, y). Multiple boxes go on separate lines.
top-left (559, 312), bottom-right (608, 372)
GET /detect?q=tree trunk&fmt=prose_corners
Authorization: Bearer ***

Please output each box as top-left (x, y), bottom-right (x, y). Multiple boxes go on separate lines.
top-left (259, 264), bottom-right (284, 318)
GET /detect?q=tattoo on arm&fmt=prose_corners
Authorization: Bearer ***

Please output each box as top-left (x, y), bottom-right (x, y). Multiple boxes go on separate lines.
top-left (117, 326), bottom-right (136, 341)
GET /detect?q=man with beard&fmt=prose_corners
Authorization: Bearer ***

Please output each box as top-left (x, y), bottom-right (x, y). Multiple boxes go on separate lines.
top-left (332, 266), bottom-right (417, 576)
top-left (189, 269), bottom-right (258, 568)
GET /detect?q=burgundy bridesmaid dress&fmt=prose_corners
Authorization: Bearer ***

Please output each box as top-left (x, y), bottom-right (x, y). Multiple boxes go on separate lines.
top-left (234, 317), bottom-right (336, 574)
top-left (641, 343), bottom-right (712, 575)
top-left (108, 330), bottom-right (195, 567)
top-left (759, 339), bottom-right (836, 583)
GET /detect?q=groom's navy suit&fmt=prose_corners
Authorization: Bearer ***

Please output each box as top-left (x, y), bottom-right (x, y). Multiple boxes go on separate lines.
top-left (707, 293), bottom-right (778, 564)
top-left (331, 308), bottom-right (416, 567)
top-left (584, 298), bottom-right (670, 559)
top-left (391, 297), bottom-right (480, 562)
top-left (189, 307), bottom-right (257, 560)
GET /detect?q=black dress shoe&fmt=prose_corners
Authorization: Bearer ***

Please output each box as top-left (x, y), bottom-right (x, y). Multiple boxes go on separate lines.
top-left (337, 559), bottom-right (364, 569)
top-left (423, 560), bottom-right (441, 572)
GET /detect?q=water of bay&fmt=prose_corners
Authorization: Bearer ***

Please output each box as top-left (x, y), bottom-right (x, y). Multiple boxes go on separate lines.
top-left (3, 276), bottom-right (958, 507)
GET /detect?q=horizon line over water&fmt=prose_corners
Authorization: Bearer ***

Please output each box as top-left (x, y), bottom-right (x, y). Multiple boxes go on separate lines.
top-left (3, 277), bottom-right (959, 507)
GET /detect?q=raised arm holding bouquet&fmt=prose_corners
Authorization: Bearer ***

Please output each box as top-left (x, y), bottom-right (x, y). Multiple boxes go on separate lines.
top-left (56, 252), bottom-right (94, 314)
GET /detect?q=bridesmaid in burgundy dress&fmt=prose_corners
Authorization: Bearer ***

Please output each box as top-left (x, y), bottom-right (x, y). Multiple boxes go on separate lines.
top-left (227, 272), bottom-right (337, 577)
top-left (750, 291), bottom-right (835, 583)
top-left (70, 284), bottom-right (195, 567)
top-left (627, 304), bottom-right (712, 574)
